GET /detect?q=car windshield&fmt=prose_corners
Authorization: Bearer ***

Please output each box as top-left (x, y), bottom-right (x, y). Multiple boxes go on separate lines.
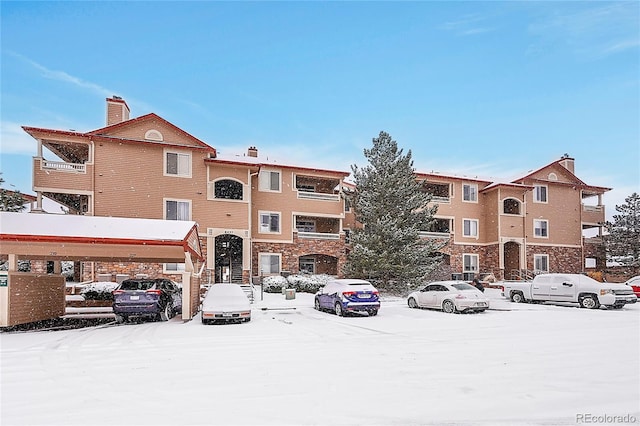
top-left (119, 280), bottom-right (155, 291)
top-left (451, 283), bottom-right (476, 291)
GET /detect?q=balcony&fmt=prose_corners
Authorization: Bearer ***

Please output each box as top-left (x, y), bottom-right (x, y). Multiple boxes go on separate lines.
top-left (582, 204), bottom-right (605, 225)
top-left (33, 158), bottom-right (93, 193)
top-left (297, 231), bottom-right (341, 240)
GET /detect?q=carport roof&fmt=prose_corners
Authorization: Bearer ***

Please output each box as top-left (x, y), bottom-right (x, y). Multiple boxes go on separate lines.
top-left (0, 212), bottom-right (203, 263)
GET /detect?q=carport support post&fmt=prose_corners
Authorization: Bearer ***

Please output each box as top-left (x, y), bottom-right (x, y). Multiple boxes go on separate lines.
top-left (182, 271), bottom-right (191, 321)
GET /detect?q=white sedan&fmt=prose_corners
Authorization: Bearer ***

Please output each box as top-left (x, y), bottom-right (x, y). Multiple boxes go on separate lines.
top-left (201, 284), bottom-right (252, 324)
top-left (407, 281), bottom-right (490, 313)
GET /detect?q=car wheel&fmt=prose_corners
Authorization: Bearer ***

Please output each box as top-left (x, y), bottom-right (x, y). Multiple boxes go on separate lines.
top-left (314, 298), bottom-right (321, 311)
top-left (442, 300), bottom-right (457, 314)
top-left (115, 314), bottom-right (127, 324)
top-left (370, 310), bottom-right (378, 316)
top-left (408, 297), bottom-right (418, 309)
top-left (511, 292), bottom-right (525, 303)
top-left (160, 303), bottom-right (173, 321)
top-left (579, 294), bottom-right (600, 309)
top-left (245, 317), bottom-right (251, 322)
top-left (335, 302), bottom-right (345, 317)
top-left (202, 318), bottom-right (208, 325)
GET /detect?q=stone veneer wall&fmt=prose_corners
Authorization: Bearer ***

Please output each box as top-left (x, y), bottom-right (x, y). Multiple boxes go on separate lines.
top-left (441, 242), bottom-right (502, 279)
top-left (252, 234), bottom-right (347, 277)
top-left (525, 245), bottom-right (582, 274)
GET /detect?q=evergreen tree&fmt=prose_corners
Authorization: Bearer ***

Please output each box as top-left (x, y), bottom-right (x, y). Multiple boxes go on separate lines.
top-left (0, 176), bottom-right (26, 212)
top-left (344, 131), bottom-right (443, 291)
top-left (605, 192), bottom-right (640, 274)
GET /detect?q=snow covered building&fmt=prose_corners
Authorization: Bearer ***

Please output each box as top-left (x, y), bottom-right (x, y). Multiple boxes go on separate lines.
top-left (409, 158), bottom-right (610, 280)
top-left (22, 97), bottom-right (610, 283)
top-left (22, 97), bottom-right (350, 284)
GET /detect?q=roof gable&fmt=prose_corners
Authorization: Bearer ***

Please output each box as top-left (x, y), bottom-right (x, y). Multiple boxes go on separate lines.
top-left (88, 113), bottom-right (214, 151)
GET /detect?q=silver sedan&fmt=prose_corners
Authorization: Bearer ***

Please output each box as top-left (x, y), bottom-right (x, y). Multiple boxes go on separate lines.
top-left (407, 281), bottom-right (490, 313)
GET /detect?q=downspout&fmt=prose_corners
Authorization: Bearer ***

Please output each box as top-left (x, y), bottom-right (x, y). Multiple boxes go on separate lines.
top-left (249, 168), bottom-right (260, 290)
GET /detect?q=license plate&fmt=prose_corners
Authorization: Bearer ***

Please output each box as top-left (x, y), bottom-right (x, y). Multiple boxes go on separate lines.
top-left (222, 313), bottom-right (233, 317)
top-left (357, 294), bottom-right (370, 299)
top-left (130, 295), bottom-right (139, 300)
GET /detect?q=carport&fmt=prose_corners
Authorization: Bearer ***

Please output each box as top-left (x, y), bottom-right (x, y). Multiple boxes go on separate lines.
top-left (0, 211), bottom-right (204, 327)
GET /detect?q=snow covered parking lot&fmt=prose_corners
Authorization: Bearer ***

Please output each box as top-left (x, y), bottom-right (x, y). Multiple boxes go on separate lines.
top-left (1, 289), bottom-right (638, 426)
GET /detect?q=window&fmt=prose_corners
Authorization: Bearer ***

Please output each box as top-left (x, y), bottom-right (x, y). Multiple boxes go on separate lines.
top-left (259, 170), bottom-right (280, 192)
top-left (299, 256), bottom-right (315, 274)
top-left (259, 253), bottom-right (280, 274)
top-left (296, 219), bottom-right (316, 232)
top-left (463, 219), bottom-right (478, 237)
top-left (164, 263), bottom-right (185, 273)
top-left (145, 129), bottom-right (163, 141)
top-left (585, 258), bottom-right (596, 268)
top-left (214, 179), bottom-right (243, 200)
top-left (503, 199), bottom-right (521, 215)
top-left (165, 199), bottom-right (190, 221)
top-left (463, 184), bottom-right (478, 202)
top-left (165, 151), bottom-right (191, 177)
top-left (534, 219), bottom-right (548, 238)
top-left (463, 254), bottom-right (479, 273)
top-left (259, 212), bottom-right (280, 233)
top-left (534, 254), bottom-right (549, 273)
top-left (533, 185), bottom-right (547, 203)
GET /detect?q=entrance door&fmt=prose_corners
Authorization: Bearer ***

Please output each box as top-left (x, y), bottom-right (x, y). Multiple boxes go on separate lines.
top-left (503, 242), bottom-right (520, 279)
top-left (214, 235), bottom-right (243, 283)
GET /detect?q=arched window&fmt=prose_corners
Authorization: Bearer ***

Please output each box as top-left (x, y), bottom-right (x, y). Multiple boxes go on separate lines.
top-left (145, 129), bottom-right (163, 141)
top-left (503, 198), bottom-right (521, 215)
top-left (214, 179), bottom-right (243, 200)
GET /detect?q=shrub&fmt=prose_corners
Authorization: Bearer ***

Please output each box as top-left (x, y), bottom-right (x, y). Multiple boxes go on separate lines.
top-left (80, 281), bottom-right (118, 301)
top-left (287, 274), bottom-right (332, 293)
top-left (262, 275), bottom-right (287, 293)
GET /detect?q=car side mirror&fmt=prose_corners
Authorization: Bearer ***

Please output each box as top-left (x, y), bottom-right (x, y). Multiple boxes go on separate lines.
top-left (562, 282), bottom-right (573, 287)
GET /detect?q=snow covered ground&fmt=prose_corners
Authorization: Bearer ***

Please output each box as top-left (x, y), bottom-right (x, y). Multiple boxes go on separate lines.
top-left (1, 289), bottom-right (638, 426)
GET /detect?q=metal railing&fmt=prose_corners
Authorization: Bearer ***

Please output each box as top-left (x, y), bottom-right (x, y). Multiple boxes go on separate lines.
top-left (41, 160), bottom-right (86, 173)
top-left (297, 191), bottom-right (340, 201)
top-left (297, 231), bottom-right (341, 240)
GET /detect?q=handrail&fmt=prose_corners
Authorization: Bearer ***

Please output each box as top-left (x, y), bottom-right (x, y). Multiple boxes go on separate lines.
top-left (41, 160), bottom-right (86, 173)
top-left (297, 231), bottom-right (340, 240)
top-left (297, 191), bottom-right (340, 201)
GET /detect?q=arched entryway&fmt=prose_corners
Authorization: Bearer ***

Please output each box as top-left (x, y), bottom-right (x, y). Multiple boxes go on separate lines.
top-left (215, 235), bottom-right (243, 283)
top-left (503, 241), bottom-right (520, 280)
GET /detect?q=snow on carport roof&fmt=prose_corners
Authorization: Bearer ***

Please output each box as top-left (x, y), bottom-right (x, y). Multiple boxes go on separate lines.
top-left (0, 212), bottom-right (195, 241)
top-left (0, 212), bottom-right (203, 262)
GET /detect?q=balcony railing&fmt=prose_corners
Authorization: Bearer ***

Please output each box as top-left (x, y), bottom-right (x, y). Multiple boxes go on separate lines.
top-left (297, 231), bottom-right (341, 240)
top-left (419, 231), bottom-right (451, 239)
top-left (429, 196), bottom-right (450, 203)
top-left (583, 205), bottom-right (604, 213)
top-left (41, 160), bottom-right (86, 173)
top-left (297, 191), bottom-right (340, 202)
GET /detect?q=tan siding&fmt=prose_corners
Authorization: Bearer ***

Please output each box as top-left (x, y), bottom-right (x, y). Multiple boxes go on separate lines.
top-left (526, 184), bottom-right (582, 245)
top-left (8, 273), bottom-right (65, 326)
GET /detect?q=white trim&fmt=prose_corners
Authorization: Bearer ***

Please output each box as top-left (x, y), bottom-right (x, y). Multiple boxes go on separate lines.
top-left (533, 218), bottom-right (549, 238)
top-left (534, 254), bottom-right (549, 273)
top-left (163, 198), bottom-right (192, 221)
top-left (533, 185), bottom-right (548, 203)
top-left (462, 253), bottom-right (479, 273)
top-left (258, 252), bottom-right (281, 275)
top-left (462, 218), bottom-right (479, 238)
top-left (258, 210), bottom-right (281, 234)
top-left (145, 129), bottom-right (164, 141)
top-left (258, 169), bottom-right (281, 193)
top-left (163, 148), bottom-right (192, 178)
top-left (462, 183), bottom-right (478, 203)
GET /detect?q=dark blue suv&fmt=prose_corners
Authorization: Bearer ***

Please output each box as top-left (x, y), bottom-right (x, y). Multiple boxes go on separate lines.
top-left (314, 279), bottom-right (380, 316)
top-left (112, 278), bottom-right (182, 323)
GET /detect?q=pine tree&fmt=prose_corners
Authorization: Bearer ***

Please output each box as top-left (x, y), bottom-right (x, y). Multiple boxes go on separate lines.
top-left (344, 131), bottom-right (443, 291)
top-left (0, 176), bottom-right (26, 212)
top-left (605, 192), bottom-right (640, 274)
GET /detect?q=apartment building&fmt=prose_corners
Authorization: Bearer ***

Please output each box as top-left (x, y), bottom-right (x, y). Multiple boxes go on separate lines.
top-left (412, 158), bottom-right (610, 281)
top-left (22, 97), bottom-right (609, 283)
top-left (23, 97), bottom-right (349, 284)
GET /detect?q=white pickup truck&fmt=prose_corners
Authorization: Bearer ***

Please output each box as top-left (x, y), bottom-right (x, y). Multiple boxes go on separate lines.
top-left (501, 273), bottom-right (637, 309)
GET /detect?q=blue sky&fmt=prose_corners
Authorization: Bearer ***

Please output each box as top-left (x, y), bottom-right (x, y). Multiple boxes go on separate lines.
top-left (1, 1), bottom-right (638, 220)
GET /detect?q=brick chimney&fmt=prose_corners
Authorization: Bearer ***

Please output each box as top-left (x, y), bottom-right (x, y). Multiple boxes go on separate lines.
top-left (559, 154), bottom-right (575, 174)
top-left (106, 96), bottom-right (130, 126)
top-left (247, 146), bottom-right (258, 158)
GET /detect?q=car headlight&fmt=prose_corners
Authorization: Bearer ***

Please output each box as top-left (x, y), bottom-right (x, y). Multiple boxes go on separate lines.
top-left (600, 289), bottom-right (614, 295)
